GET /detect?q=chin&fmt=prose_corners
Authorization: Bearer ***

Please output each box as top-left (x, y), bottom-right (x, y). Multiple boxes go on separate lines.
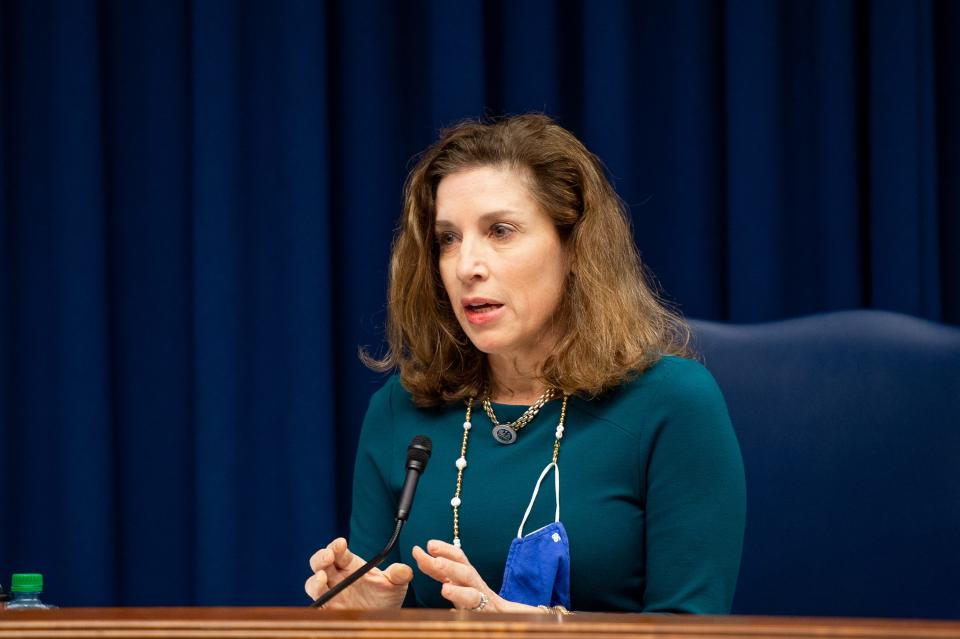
top-left (464, 332), bottom-right (507, 355)
top-left (467, 339), bottom-right (498, 355)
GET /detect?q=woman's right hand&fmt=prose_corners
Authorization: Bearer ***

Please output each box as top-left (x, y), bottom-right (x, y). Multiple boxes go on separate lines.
top-left (305, 537), bottom-right (414, 609)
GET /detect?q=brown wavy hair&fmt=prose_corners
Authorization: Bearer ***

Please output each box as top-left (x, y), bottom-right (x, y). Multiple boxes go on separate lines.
top-left (364, 114), bottom-right (693, 407)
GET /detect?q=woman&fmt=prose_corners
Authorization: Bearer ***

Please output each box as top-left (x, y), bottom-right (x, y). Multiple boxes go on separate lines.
top-left (305, 114), bottom-right (745, 613)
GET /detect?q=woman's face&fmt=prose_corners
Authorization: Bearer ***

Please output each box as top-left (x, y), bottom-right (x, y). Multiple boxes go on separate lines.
top-left (435, 165), bottom-right (568, 367)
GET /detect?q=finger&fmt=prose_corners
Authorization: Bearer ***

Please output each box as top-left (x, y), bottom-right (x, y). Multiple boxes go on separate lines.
top-left (304, 570), bottom-right (328, 600)
top-left (328, 537), bottom-right (357, 570)
top-left (441, 583), bottom-right (486, 610)
top-left (382, 562), bottom-right (414, 586)
top-left (309, 546), bottom-right (335, 573)
top-left (426, 539), bottom-right (470, 565)
top-left (412, 545), bottom-right (477, 587)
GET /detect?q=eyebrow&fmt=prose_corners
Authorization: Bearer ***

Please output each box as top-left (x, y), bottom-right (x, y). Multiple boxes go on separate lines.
top-left (434, 209), bottom-right (523, 230)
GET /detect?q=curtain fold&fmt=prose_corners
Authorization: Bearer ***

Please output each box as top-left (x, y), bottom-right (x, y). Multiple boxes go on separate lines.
top-left (1, 0), bottom-right (957, 614)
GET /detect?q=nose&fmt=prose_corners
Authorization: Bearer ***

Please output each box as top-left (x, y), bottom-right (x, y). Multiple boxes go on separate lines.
top-left (455, 236), bottom-right (489, 283)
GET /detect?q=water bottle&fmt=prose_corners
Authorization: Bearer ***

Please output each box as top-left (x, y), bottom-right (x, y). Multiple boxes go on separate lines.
top-left (6, 573), bottom-right (56, 609)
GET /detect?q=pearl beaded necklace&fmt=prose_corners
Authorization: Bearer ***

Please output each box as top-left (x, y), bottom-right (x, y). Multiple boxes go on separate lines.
top-left (451, 393), bottom-right (569, 549)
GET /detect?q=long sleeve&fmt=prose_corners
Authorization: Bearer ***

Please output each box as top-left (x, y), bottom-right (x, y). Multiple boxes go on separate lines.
top-left (640, 361), bottom-right (747, 613)
top-left (347, 378), bottom-right (402, 568)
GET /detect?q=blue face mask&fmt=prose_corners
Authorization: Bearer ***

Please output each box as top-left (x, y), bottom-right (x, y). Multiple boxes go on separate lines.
top-left (498, 462), bottom-right (572, 608)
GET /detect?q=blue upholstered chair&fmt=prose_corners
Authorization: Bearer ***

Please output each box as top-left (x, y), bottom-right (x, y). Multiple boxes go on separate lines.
top-left (691, 311), bottom-right (960, 619)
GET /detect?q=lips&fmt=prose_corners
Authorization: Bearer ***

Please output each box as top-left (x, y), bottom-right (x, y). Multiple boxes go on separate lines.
top-left (462, 297), bottom-right (505, 325)
top-left (465, 302), bottom-right (502, 312)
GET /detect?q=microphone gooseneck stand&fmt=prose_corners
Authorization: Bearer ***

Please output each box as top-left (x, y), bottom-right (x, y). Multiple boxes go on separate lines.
top-left (310, 435), bottom-right (432, 609)
top-left (310, 518), bottom-right (404, 609)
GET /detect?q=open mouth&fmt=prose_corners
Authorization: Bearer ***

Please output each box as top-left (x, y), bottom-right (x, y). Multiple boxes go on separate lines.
top-left (463, 300), bottom-right (505, 324)
top-left (465, 303), bottom-right (503, 313)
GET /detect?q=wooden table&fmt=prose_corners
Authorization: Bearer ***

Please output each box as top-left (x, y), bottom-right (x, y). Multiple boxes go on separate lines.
top-left (1, 607), bottom-right (959, 639)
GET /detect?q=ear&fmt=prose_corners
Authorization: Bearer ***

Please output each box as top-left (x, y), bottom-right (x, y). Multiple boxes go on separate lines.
top-left (562, 241), bottom-right (577, 277)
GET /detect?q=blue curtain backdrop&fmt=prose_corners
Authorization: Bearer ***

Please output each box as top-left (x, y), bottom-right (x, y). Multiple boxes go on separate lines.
top-left (1, 0), bottom-right (957, 614)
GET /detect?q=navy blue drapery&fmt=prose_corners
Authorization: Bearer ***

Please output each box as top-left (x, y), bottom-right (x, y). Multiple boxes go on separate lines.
top-left (1, 0), bottom-right (957, 614)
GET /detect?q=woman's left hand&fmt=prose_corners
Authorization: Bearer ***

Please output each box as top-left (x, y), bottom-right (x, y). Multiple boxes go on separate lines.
top-left (412, 540), bottom-right (536, 613)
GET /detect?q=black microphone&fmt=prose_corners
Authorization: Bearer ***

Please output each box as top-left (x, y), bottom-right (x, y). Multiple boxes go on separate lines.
top-left (311, 435), bottom-right (432, 609)
top-left (397, 435), bottom-right (432, 520)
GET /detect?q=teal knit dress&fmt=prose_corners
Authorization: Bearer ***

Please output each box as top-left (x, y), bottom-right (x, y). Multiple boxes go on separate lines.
top-left (348, 355), bottom-right (746, 613)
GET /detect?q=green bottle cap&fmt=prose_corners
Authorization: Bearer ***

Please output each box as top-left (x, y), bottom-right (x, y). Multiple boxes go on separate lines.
top-left (11, 573), bottom-right (43, 593)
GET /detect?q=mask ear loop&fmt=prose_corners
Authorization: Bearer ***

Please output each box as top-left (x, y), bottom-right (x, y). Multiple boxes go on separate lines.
top-left (516, 462), bottom-right (561, 538)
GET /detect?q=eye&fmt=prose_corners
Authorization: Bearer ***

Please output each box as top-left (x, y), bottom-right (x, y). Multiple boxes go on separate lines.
top-left (490, 223), bottom-right (514, 240)
top-left (435, 231), bottom-right (459, 249)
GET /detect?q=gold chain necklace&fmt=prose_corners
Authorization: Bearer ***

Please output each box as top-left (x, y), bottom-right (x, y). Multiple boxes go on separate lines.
top-left (451, 393), bottom-right (569, 549)
top-left (483, 388), bottom-right (556, 444)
